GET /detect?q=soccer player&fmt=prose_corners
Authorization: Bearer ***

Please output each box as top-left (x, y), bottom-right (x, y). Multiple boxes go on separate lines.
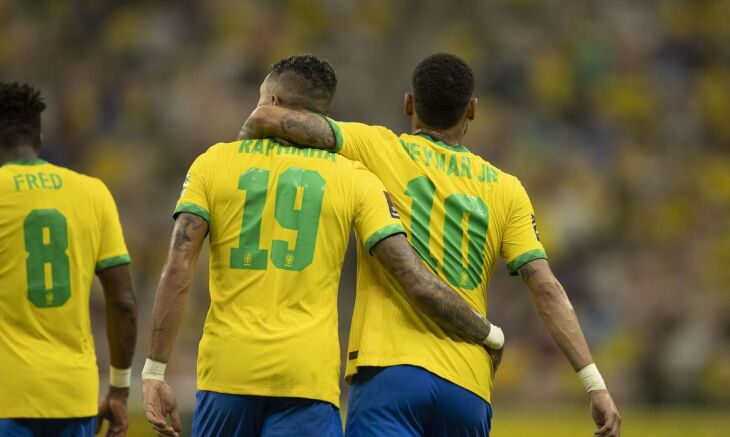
top-left (240, 53), bottom-right (622, 436)
top-left (141, 55), bottom-right (504, 437)
top-left (0, 83), bottom-right (137, 437)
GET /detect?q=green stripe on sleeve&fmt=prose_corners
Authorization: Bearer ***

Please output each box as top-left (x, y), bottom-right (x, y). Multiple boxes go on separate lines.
top-left (507, 249), bottom-right (548, 276)
top-left (364, 224), bottom-right (407, 254)
top-left (96, 254), bottom-right (131, 272)
top-left (322, 116), bottom-right (344, 153)
top-left (173, 202), bottom-right (211, 224)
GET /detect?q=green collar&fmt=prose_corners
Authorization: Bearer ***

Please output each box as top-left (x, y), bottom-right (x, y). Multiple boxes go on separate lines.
top-left (1, 158), bottom-right (47, 167)
top-left (416, 133), bottom-right (470, 153)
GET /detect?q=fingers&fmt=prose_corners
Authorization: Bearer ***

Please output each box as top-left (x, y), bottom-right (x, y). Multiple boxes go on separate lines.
top-left (594, 413), bottom-right (620, 437)
top-left (170, 404), bottom-right (183, 432)
top-left (95, 415), bottom-right (104, 435)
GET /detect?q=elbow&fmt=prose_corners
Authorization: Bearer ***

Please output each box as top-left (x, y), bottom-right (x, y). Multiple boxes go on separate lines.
top-left (247, 106), bottom-right (278, 137)
top-left (109, 294), bottom-right (137, 321)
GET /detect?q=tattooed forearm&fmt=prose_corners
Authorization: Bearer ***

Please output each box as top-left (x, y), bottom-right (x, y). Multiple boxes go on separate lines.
top-left (372, 234), bottom-right (492, 343)
top-left (240, 105), bottom-right (335, 149)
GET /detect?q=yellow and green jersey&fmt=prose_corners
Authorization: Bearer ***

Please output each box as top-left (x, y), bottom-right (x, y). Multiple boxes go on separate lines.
top-left (324, 120), bottom-right (547, 403)
top-left (175, 139), bottom-right (404, 407)
top-left (0, 159), bottom-right (130, 418)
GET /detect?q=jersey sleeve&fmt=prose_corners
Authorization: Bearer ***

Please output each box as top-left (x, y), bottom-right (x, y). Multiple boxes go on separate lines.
top-left (95, 181), bottom-right (131, 272)
top-left (173, 152), bottom-right (211, 224)
top-left (350, 163), bottom-right (406, 254)
top-left (501, 177), bottom-right (547, 275)
top-left (323, 117), bottom-right (400, 168)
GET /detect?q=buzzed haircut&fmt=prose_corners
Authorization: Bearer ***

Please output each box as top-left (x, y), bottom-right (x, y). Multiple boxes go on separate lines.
top-left (0, 82), bottom-right (46, 149)
top-left (269, 55), bottom-right (337, 113)
top-left (412, 53), bottom-right (475, 130)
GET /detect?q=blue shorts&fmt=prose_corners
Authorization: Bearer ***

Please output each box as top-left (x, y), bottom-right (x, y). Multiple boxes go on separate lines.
top-left (346, 365), bottom-right (492, 437)
top-left (192, 390), bottom-right (343, 437)
top-left (0, 417), bottom-right (96, 437)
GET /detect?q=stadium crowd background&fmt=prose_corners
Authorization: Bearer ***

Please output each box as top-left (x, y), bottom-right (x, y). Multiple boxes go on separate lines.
top-left (2, 0), bottom-right (729, 433)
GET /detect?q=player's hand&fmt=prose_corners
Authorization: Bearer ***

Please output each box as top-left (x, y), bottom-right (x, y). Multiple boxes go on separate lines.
top-left (590, 389), bottom-right (621, 437)
top-left (143, 379), bottom-right (182, 437)
top-left (486, 345), bottom-right (504, 375)
top-left (96, 386), bottom-right (129, 437)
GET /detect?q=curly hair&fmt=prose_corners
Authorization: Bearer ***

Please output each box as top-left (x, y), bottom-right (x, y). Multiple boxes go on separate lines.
top-left (269, 55), bottom-right (337, 113)
top-left (412, 53), bottom-right (474, 130)
top-left (0, 82), bottom-right (46, 148)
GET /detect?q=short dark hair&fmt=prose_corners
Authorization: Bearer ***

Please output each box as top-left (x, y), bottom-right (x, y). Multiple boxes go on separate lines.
top-left (269, 55), bottom-right (337, 113)
top-left (412, 53), bottom-right (474, 129)
top-left (0, 82), bottom-right (46, 149)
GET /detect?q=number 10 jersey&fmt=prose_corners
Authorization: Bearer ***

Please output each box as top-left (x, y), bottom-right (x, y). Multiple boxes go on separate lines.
top-left (175, 139), bottom-right (404, 407)
top-left (325, 120), bottom-right (547, 404)
top-left (0, 159), bottom-right (130, 418)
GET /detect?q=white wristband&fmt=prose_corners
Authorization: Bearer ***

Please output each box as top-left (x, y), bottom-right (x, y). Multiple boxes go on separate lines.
top-left (482, 324), bottom-right (505, 349)
top-left (577, 363), bottom-right (607, 392)
top-left (109, 366), bottom-right (131, 388)
top-left (141, 359), bottom-right (167, 381)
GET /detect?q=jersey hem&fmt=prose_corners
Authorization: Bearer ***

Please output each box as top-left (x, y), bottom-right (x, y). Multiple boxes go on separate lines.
top-left (507, 249), bottom-right (547, 275)
top-left (0, 411), bottom-right (97, 419)
top-left (364, 224), bottom-right (406, 254)
top-left (347, 356), bottom-right (491, 404)
top-left (95, 254), bottom-right (131, 272)
top-left (323, 116), bottom-right (344, 153)
top-left (197, 382), bottom-right (340, 408)
top-left (173, 202), bottom-right (211, 224)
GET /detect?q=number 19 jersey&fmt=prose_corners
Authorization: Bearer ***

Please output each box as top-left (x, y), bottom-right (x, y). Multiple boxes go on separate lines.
top-left (0, 159), bottom-right (131, 418)
top-left (175, 139), bottom-right (404, 407)
top-left (325, 120), bottom-right (547, 403)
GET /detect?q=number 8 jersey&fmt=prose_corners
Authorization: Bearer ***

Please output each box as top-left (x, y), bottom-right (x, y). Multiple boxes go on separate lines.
top-left (325, 119), bottom-right (547, 404)
top-left (175, 139), bottom-right (404, 407)
top-left (0, 159), bottom-right (130, 418)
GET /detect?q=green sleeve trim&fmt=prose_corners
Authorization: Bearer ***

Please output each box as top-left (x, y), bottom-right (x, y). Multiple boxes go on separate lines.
top-left (507, 249), bottom-right (548, 276)
top-left (96, 254), bottom-right (131, 272)
top-left (364, 223), bottom-right (407, 254)
top-left (322, 116), bottom-right (344, 153)
top-left (173, 202), bottom-right (211, 224)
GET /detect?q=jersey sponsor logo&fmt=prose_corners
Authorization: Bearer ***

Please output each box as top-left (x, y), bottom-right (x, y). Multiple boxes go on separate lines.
top-left (531, 213), bottom-right (540, 241)
top-left (384, 192), bottom-right (399, 219)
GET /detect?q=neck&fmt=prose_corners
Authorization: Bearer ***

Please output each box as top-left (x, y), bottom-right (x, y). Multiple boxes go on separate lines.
top-left (0, 145), bottom-right (39, 166)
top-left (411, 120), bottom-right (467, 146)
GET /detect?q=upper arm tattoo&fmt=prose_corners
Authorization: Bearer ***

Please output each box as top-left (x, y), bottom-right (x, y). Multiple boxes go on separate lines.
top-left (171, 213), bottom-right (208, 252)
top-left (518, 260), bottom-right (541, 283)
top-left (279, 112), bottom-right (335, 149)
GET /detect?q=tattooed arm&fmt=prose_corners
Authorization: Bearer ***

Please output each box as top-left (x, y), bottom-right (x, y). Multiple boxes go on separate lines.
top-left (239, 105), bottom-right (335, 148)
top-left (371, 234), bottom-right (496, 345)
top-left (143, 213), bottom-right (207, 437)
top-left (147, 212), bottom-right (208, 362)
top-left (519, 259), bottom-right (621, 436)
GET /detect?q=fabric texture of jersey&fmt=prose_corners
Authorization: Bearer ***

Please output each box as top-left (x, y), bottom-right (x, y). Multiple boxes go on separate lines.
top-left (346, 365), bottom-right (492, 437)
top-left (192, 391), bottom-right (343, 437)
top-left (0, 159), bottom-right (130, 418)
top-left (325, 119), bottom-right (546, 403)
top-left (174, 139), bottom-right (404, 407)
top-left (0, 417), bottom-right (96, 437)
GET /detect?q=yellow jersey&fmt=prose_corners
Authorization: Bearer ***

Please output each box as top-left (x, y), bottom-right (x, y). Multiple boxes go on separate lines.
top-left (325, 120), bottom-right (547, 403)
top-left (174, 139), bottom-right (404, 407)
top-left (0, 159), bottom-right (130, 418)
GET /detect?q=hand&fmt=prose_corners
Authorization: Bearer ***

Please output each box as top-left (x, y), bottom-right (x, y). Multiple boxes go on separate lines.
top-left (96, 386), bottom-right (129, 437)
top-left (142, 379), bottom-right (182, 437)
top-left (590, 389), bottom-right (621, 437)
top-left (485, 345), bottom-right (504, 375)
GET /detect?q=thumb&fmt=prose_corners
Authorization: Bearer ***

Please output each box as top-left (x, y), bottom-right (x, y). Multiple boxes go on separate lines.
top-left (170, 404), bottom-right (183, 432)
top-left (94, 413), bottom-right (103, 434)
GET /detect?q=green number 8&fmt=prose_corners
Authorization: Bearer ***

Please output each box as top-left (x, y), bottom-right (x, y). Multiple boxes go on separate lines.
top-left (24, 209), bottom-right (71, 308)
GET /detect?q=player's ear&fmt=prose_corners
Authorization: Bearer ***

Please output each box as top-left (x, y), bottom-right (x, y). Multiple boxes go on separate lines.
top-left (271, 95), bottom-right (281, 106)
top-left (404, 92), bottom-right (414, 116)
top-left (466, 97), bottom-right (477, 121)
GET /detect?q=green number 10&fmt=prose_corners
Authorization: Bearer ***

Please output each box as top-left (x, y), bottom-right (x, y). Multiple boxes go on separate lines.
top-left (230, 167), bottom-right (325, 272)
top-left (24, 209), bottom-right (71, 308)
top-left (404, 176), bottom-right (489, 290)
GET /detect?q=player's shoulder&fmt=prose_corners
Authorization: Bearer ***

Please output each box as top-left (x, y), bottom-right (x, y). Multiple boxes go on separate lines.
top-left (198, 140), bottom-right (241, 160)
top-left (45, 162), bottom-right (109, 190)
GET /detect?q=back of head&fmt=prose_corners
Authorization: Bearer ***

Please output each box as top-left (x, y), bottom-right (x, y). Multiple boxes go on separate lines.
top-left (267, 55), bottom-right (337, 114)
top-left (0, 82), bottom-right (46, 149)
top-left (412, 53), bottom-right (475, 130)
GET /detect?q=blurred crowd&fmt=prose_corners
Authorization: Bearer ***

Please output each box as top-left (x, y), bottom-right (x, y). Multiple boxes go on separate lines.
top-left (2, 0), bottom-right (728, 409)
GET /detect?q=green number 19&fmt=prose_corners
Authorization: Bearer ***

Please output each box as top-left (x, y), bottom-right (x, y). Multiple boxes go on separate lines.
top-left (405, 176), bottom-right (489, 290)
top-left (230, 167), bottom-right (325, 272)
top-left (24, 209), bottom-right (71, 308)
